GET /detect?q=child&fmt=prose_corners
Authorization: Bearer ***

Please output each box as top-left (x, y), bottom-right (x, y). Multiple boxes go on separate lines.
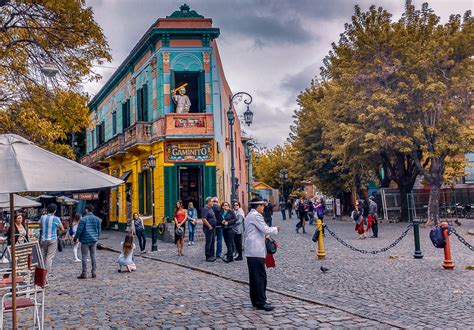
top-left (117, 234), bottom-right (136, 272)
top-left (72, 214), bottom-right (81, 262)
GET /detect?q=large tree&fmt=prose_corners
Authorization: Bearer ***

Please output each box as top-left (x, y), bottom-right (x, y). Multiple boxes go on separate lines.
top-left (295, 1), bottom-right (473, 223)
top-left (0, 0), bottom-right (111, 158)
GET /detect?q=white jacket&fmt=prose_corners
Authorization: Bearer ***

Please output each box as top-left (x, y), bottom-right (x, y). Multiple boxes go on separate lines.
top-left (244, 209), bottom-right (278, 258)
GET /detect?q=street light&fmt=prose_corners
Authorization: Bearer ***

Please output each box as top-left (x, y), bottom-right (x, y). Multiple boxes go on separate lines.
top-left (227, 92), bottom-right (253, 202)
top-left (41, 60), bottom-right (59, 78)
top-left (147, 154), bottom-right (157, 252)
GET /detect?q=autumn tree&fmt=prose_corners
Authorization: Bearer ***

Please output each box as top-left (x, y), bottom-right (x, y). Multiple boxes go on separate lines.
top-left (295, 1), bottom-right (473, 223)
top-left (0, 0), bottom-right (111, 158)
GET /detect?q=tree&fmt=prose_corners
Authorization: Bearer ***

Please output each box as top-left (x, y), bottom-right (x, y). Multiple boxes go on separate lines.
top-left (253, 144), bottom-right (301, 199)
top-left (295, 1), bottom-right (473, 223)
top-left (0, 0), bottom-right (111, 158)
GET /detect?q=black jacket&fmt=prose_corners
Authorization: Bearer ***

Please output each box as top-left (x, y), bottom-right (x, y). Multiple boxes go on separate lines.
top-left (222, 210), bottom-right (237, 229)
top-left (263, 204), bottom-right (273, 219)
top-left (212, 204), bottom-right (223, 227)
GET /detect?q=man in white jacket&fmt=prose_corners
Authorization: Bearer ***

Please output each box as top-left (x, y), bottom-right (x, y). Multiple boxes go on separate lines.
top-left (244, 197), bottom-right (280, 311)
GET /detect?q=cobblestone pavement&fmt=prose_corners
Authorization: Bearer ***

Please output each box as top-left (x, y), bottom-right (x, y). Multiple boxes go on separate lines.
top-left (5, 245), bottom-right (387, 328)
top-left (99, 215), bottom-right (474, 328)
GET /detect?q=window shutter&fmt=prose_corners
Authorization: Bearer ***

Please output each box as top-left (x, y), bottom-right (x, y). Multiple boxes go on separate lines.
top-left (143, 84), bottom-right (148, 121)
top-left (146, 170), bottom-right (151, 215)
top-left (112, 112), bottom-right (117, 136)
top-left (122, 102), bottom-right (127, 130)
top-left (198, 70), bottom-right (206, 112)
top-left (138, 87), bottom-right (143, 121)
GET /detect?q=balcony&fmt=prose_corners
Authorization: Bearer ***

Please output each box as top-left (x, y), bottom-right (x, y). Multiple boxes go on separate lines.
top-left (152, 113), bottom-right (214, 139)
top-left (124, 121), bottom-right (151, 149)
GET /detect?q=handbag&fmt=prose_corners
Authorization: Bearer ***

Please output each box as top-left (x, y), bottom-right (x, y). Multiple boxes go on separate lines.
top-left (265, 237), bottom-right (277, 254)
top-left (312, 229), bottom-right (320, 243)
top-left (175, 227), bottom-right (184, 236)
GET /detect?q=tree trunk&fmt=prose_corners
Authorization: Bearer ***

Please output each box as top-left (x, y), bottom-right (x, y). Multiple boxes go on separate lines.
top-left (398, 183), bottom-right (412, 222)
top-left (428, 184), bottom-right (441, 225)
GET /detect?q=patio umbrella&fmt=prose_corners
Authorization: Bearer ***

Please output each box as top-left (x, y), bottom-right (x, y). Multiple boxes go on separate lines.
top-left (0, 134), bottom-right (123, 326)
top-left (0, 194), bottom-right (41, 210)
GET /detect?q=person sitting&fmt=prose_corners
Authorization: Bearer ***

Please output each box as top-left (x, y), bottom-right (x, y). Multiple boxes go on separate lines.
top-left (117, 234), bottom-right (136, 273)
top-left (6, 214), bottom-right (29, 246)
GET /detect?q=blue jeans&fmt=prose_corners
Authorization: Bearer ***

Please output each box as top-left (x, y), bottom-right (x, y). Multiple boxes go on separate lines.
top-left (215, 227), bottom-right (223, 257)
top-left (188, 222), bottom-right (196, 242)
top-left (281, 210), bottom-right (286, 220)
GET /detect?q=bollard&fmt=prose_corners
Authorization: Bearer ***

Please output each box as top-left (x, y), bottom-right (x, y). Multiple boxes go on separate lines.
top-left (441, 222), bottom-right (455, 270)
top-left (413, 219), bottom-right (423, 259)
top-left (316, 219), bottom-right (326, 259)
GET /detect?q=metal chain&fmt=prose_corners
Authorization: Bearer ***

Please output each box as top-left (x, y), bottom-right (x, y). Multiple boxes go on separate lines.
top-left (323, 223), bottom-right (413, 255)
top-left (448, 226), bottom-right (474, 252)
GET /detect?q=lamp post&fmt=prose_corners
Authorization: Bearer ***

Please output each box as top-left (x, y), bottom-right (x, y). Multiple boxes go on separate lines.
top-left (227, 92), bottom-right (253, 202)
top-left (147, 154), bottom-right (157, 251)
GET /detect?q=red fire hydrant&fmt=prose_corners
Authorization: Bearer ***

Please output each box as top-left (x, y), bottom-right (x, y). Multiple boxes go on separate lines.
top-left (441, 222), bottom-right (455, 270)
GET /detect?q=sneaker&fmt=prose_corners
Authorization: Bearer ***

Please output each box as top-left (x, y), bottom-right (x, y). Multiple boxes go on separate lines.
top-left (74, 259), bottom-right (81, 262)
top-left (206, 257), bottom-right (216, 262)
top-left (188, 242), bottom-right (192, 246)
top-left (191, 242), bottom-right (195, 245)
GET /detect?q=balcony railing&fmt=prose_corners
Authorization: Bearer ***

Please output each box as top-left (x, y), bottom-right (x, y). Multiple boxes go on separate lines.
top-left (82, 113), bottom-right (213, 167)
top-left (124, 121), bottom-right (151, 149)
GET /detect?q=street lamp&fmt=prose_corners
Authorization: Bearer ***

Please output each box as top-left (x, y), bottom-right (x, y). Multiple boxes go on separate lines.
top-left (227, 92), bottom-right (253, 202)
top-left (41, 60), bottom-right (59, 78)
top-left (147, 154), bottom-right (157, 251)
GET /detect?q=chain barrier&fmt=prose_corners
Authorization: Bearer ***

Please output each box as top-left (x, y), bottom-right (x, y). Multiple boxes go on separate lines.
top-left (323, 223), bottom-right (413, 255)
top-left (448, 226), bottom-right (474, 252)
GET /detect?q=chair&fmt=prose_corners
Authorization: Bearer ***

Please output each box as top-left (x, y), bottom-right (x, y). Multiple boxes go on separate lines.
top-left (0, 267), bottom-right (47, 329)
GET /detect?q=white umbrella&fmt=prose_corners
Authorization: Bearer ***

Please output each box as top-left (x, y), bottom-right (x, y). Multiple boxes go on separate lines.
top-left (0, 134), bottom-right (123, 326)
top-left (0, 194), bottom-right (41, 209)
top-left (0, 134), bottom-right (122, 192)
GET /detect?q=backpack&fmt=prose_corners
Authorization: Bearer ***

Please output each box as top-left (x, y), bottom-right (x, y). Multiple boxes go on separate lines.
top-left (429, 226), bottom-right (445, 248)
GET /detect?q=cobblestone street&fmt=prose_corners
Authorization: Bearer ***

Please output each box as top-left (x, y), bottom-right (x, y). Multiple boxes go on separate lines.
top-left (98, 214), bottom-right (474, 328)
top-left (6, 214), bottom-right (473, 328)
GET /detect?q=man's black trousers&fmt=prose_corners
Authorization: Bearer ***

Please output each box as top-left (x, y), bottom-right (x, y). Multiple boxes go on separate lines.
top-left (247, 257), bottom-right (267, 307)
top-left (203, 227), bottom-right (215, 258)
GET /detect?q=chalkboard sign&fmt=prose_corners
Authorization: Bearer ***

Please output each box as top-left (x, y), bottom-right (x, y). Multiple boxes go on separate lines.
top-left (8, 241), bottom-right (44, 272)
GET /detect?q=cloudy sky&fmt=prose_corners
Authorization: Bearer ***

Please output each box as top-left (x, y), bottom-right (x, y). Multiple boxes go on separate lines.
top-left (84, 0), bottom-right (472, 148)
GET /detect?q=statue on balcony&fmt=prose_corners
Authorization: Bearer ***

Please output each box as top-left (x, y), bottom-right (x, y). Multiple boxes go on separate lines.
top-left (172, 85), bottom-right (191, 114)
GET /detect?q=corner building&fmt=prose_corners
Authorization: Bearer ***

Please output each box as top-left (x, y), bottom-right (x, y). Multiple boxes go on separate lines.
top-left (81, 5), bottom-right (248, 233)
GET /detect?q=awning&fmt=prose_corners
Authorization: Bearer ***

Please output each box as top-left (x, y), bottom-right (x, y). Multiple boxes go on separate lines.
top-left (120, 171), bottom-right (132, 182)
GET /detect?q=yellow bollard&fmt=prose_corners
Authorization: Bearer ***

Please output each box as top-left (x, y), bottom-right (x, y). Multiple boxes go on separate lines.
top-left (316, 219), bottom-right (326, 259)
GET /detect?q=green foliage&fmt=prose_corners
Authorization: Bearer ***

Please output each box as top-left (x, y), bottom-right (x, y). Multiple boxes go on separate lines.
top-left (0, 0), bottom-right (111, 158)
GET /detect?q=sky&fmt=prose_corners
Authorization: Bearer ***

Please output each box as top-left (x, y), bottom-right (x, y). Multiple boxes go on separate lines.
top-left (84, 0), bottom-right (472, 148)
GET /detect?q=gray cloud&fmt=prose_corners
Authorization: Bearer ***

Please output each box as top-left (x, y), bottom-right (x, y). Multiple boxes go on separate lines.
top-left (281, 63), bottom-right (319, 96)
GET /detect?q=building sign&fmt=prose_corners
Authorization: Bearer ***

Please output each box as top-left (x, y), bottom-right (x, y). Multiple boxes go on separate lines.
top-left (175, 117), bottom-right (206, 128)
top-left (165, 142), bottom-right (214, 162)
top-left (73, 192), bottom-right (99, 200)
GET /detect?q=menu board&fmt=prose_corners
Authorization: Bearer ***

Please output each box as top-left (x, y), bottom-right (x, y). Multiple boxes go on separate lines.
top-left (8, 241), bottom-right (44, 272)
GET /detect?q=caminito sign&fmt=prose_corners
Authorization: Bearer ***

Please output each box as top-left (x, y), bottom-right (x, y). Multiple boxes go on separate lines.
top-left (165, 142), bottom-right (214, 162)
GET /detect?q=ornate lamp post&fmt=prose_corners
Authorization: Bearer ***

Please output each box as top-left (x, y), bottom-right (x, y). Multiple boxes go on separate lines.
top-left (147, 154), bottom-right (157, 251)
top-left (227, 92), bottom-right (253, 201)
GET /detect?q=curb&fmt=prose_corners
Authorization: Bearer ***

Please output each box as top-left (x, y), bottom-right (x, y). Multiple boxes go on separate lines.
top-left (100, 242), bottom-right (404, 329)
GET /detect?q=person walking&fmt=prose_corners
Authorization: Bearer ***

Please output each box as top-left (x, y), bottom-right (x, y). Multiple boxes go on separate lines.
top-left (279, 199), bottom-right (286, 220)
top-left (7, 214), bottom-right (29, 246)
top-left (212, 197), bottom-right (223, 258)
top-left (187, 202), bottom-right (197, 246)
top-left (117, 233), bottom-right (136, 273)
top-left (368, 196), bottom-right (378, 238)
top-left (40, 203), bottom-right (65, 272)
top-left (221, 201), bottom-right (237, 263)
top-left (174, 200), bottom-right (187, 257)
top-left (296, 199), bottom-right (308, 234)
top-left (352, 201), bottom-right (366, 239)
top-left (202, 197), bottom-right (217, 262)
top-left (72, 214), bottom-right (81, 262)
top-left (286, 199), bottom-right (293, 219)
top-left (131, 212), bottom-right (146, 254)
top-left (74, 204), bottom-right (101, 279)
top-left (232, 201), bottom-right (245, 261)
top-left (315, 198), bottom-right (326, 235)
top-left (244, 197), bottom-right (279, 311)
top-left (263, 200), bottom-right (273, 227)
